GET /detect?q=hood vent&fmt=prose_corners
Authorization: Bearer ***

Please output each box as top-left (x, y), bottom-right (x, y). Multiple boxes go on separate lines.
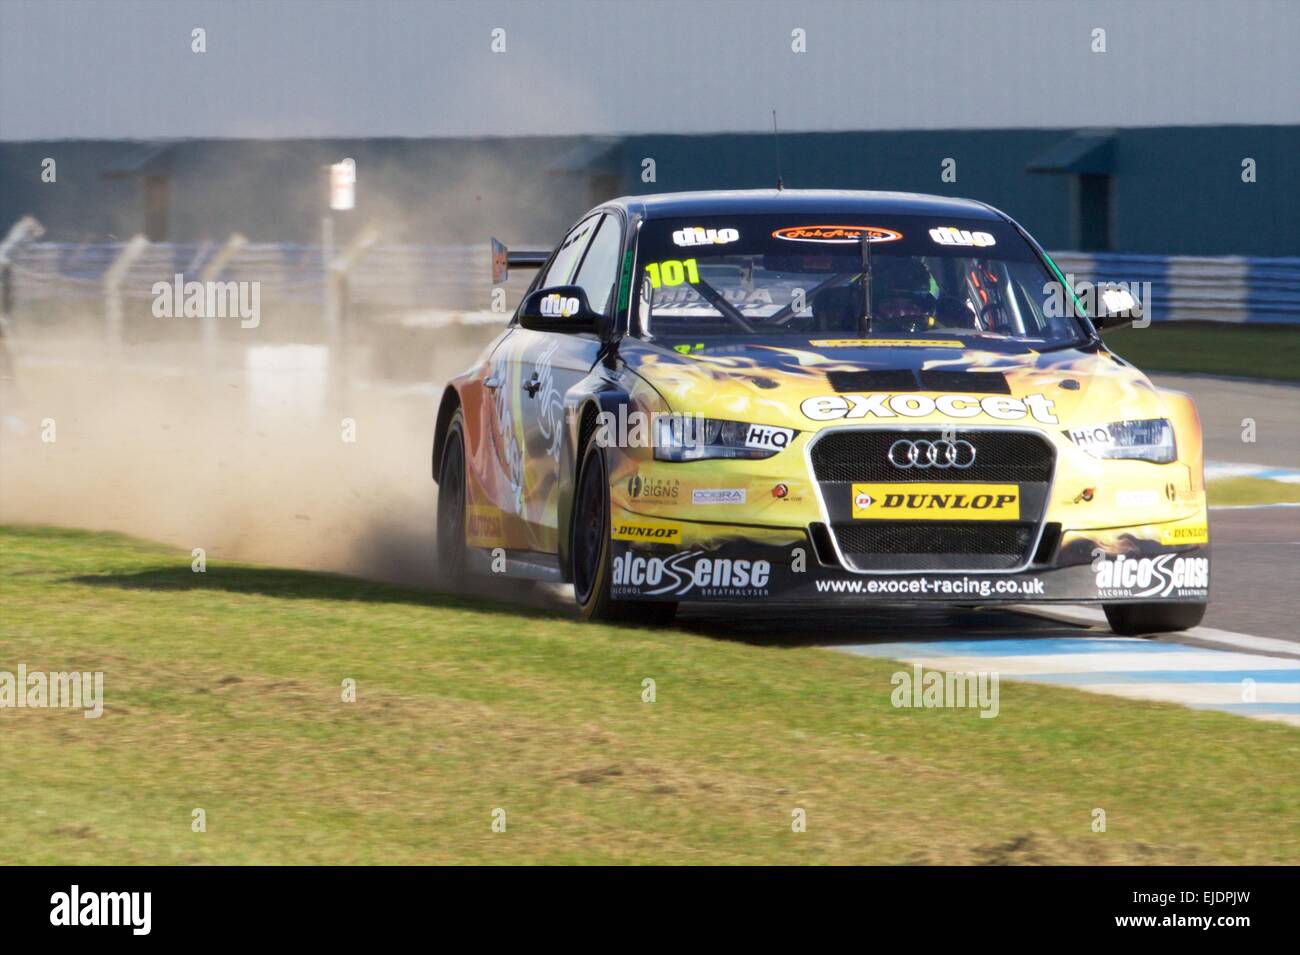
top-left (825, 369), bottom-right (1011, 394)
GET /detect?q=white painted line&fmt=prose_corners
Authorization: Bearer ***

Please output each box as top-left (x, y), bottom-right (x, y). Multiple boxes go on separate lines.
top-left (1165, 626), bottom-right (1300, 658)
top-left (1206, 461), bottom-right (1300, 484)
top-left (1011, 604), bottom-right (1300, 658)
top-left (1210, 502), bottom-right (1300, 511)
top-left (898, 651), bottom-right (1300, 676)
top-left (1011, 603), bottom-right (1107, 629)
top-left (1069, 683), bottom-right (1300, 706)
top-left (1248, 713), bottom-right (1300, 728)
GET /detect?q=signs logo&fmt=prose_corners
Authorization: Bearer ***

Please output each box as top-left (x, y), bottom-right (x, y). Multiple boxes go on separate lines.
top-left (851, 482), bottom-right (1020, 520)
top-left (771, 225), bottom-right (903, 244)
top-left (801, 392), bottom-right (1059, 425)
top-left (627, 473), bottom-right (680, 499)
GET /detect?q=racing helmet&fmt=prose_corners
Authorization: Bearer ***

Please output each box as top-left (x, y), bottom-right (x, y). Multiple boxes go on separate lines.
top-left (871, 256), bottom-right (938, 333)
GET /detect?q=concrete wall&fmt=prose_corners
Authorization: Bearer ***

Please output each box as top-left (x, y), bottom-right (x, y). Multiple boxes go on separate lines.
top-left (3, 126), bottom-right (1296, 256)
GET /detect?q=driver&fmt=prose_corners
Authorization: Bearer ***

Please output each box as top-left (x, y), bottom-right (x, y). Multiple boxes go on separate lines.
top-left (871, 257), bottom-right (974, 334)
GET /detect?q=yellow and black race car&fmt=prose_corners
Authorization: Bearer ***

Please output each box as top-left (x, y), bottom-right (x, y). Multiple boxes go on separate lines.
top-left (433, 190), bottom-right (1208, 634)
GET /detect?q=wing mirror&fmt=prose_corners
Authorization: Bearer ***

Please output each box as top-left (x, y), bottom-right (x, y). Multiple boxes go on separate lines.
top-left (518, 286), bottom-right (602, 334)
top-left (1091, 283), bottom-right (1142, 331)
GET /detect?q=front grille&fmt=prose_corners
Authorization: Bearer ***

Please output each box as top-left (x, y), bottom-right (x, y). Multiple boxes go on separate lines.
top-left (810, 429), bottom-right (1054, 484)
top-left (831, 522), bottom-right (1034, 571)
top-left (809, 428), bottom-right (1055, 573)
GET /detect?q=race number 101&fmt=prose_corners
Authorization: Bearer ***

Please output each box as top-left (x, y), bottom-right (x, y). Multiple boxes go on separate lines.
top-left (645, 258), bottom-right (700, 288)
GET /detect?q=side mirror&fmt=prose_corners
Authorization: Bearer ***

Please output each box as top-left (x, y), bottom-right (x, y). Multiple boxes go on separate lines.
top-left (1091, 283), bottom-right (1142, 331)
top-left (518, 285), bottom-right (601, 334)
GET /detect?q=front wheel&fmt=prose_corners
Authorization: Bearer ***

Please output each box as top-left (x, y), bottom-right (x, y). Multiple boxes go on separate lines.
top-left (1103, 602), bottom-right (1207, 636)
top-left (571, 439), bottom-right (676, 625)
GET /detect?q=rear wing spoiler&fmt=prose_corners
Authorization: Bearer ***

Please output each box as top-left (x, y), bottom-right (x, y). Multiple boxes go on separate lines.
top-left (491, 237), bottom-right (548, 286)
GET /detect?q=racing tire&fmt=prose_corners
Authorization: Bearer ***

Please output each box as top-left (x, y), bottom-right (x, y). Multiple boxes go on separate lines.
top-left (571, 438), bottom-right (676, 626)
top-left (1103, 602), bottom-right (1207, 636)
top-left (435, 411), bottom-right (469, 590)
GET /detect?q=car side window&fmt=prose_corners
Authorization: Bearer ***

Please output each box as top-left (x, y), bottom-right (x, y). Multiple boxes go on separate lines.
top-left (571, 214), bottom-right (623, 314)
top-left (541, 215), bottom-right (600, 290)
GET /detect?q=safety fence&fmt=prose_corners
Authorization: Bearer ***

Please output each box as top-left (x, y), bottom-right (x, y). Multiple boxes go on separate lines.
top-left (3, 219), bottom-right (1298, 326)
top-left (1, 236), bottom-right (494, 312)
top-left (1050, 252), bottom-right (1300, 325)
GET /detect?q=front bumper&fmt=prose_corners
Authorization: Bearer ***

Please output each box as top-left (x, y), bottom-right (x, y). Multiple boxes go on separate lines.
top-left (607, 422), bottom-right (1209, 605)
top-left (608, 497), bottom-right (1210, 606)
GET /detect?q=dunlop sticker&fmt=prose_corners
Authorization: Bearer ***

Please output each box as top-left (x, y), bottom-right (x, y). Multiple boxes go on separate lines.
top-left (852, 483), bottom-right (1020, 521)
top-left (612, 520), bottom-right (683, 545)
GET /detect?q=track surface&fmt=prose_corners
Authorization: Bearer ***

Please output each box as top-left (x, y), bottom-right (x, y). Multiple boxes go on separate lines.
top-left (671, 571), bottom-right (1300, 727)
top-left (1152, 373), bottom-right (1300, 471)
top-left (669, 501), bottom-right (1300, 726)
top-left (1203, 505), bottom-right (1300, 642)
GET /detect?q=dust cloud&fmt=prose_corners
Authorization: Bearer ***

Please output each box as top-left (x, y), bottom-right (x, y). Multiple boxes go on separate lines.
top-left (0, 140), bottom-right (585, 593)
top-left (0, 322), bottom-right (491, 590)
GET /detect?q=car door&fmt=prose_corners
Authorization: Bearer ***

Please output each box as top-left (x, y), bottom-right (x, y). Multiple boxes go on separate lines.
top-left (513, 211), bottom-right (624, 552)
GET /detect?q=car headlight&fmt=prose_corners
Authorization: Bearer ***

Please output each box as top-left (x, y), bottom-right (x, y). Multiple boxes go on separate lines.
top-left (654, 416), bottom-right (796, 461)
top-left (1067, 418), bottom-right (1176, 463)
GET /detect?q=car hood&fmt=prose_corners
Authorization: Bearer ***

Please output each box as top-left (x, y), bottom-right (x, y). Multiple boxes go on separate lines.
top-left (619, 337), bottom-right (1170, 432)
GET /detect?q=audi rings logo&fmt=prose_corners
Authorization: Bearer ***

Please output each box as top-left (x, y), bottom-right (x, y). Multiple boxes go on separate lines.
top-left (887, 439), bottom-right (976, 469)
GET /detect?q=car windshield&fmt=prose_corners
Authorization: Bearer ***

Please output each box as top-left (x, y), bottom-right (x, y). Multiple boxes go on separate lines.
top-left (634, 213), bottom-right (1086, 348)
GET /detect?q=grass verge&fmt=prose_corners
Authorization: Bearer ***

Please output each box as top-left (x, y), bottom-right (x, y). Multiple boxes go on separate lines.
top-left (1208, 476), bottom-right (1300, 506)
top-left (2, 525), bottom-right (1297, 864)
top-left (1103, 321), bottom-right (1300, 382)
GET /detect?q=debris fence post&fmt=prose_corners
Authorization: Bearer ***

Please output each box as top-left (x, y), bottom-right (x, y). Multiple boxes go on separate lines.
top-left (102, 234), bottom-right (149, 360)
top-left (198, 232), bottom-right (248, 365)
top-left (0, 216), bottom-right (46, 331)
top-left (323, 225), bottom-right (381, 402)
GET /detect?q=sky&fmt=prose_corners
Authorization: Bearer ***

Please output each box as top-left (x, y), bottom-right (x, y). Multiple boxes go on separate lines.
top-left (1, 0), bottom-right (1297, 141)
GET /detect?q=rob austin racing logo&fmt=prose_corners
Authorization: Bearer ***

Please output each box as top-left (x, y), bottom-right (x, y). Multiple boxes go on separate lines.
top-left (1094, 553), bottom-right (1209, 599)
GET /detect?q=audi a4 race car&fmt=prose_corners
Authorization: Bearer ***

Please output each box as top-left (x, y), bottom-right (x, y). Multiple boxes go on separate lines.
top-left (432, 190), bottom-right (1209, 634)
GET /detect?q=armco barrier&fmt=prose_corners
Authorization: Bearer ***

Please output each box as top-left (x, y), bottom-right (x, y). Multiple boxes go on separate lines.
top-left (1051, 252), bottom-right (1300, 324)
top-left (5, 235), bottom-right (1299, 325)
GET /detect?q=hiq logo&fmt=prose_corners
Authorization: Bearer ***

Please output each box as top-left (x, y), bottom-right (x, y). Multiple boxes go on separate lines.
top-left (540, 294), bottom-right (579, 318)
top-left (745, 424), bottom-right (795, 450)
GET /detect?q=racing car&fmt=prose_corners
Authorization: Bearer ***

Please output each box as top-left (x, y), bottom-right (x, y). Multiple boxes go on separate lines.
top-left (432, 190), bottom-right (1209, 634)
